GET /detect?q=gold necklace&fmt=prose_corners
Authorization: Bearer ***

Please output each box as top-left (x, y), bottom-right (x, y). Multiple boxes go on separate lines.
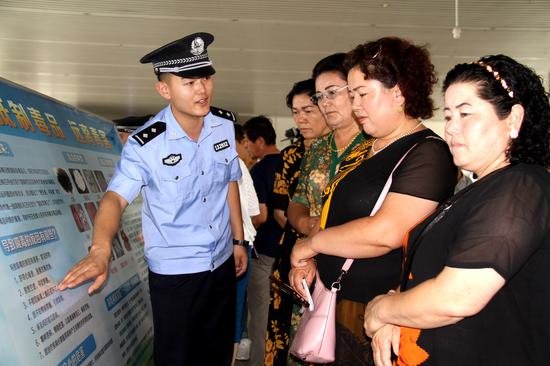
top-left (329, 131), bottom-right (361, 154)
top-left (371, 121), bottom-right (423, 155)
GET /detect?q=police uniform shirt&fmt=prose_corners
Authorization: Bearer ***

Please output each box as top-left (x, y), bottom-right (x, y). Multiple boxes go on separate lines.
top-left (107, 105), bottom-right (241, 275)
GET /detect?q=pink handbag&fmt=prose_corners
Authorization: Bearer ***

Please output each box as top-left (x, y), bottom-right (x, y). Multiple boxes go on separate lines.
top-left (289, 267), bottom-right (349, 363)
top-left (290, 143), bottom-right (421, 363)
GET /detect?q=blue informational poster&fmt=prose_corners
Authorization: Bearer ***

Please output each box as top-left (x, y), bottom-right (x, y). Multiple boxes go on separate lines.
top-left (0, 78), bottom-right (153, 366)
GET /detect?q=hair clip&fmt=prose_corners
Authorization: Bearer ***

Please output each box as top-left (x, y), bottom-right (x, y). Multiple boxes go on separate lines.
top-left (371, 45), bottom-right (382, 60)
top-left (475, 61), bottom-right (514, 98)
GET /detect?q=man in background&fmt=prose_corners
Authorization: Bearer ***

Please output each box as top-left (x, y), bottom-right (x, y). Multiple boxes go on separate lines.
top-left (242, 115), bottom-right (283, 365)
top-left (233, 123), bottom-right (261, 365)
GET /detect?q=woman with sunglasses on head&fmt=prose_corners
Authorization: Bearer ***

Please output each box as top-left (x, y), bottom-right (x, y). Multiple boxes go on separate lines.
top-left (364, 55), bottom-right (550, 366)
top-left (290, 37), bottom-right (457, 365)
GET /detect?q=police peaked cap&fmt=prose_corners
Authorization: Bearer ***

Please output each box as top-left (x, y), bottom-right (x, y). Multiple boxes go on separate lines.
top-left (140, 32), bottom-right (216, 78)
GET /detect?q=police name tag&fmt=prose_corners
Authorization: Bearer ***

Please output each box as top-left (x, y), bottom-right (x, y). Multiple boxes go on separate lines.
top-left (162, 153), bottom-right (182, 166)
top-left (213, 139), bottom-right (230, 152)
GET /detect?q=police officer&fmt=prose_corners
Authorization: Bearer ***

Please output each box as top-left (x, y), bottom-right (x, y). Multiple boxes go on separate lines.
top-left (58, 32), bottom-right (248, 366)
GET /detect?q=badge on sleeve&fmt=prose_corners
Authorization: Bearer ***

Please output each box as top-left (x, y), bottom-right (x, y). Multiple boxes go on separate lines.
top-left (162, 153), bottom-right (182, 166)
top-left (213, 139), bottom-right (230, 152)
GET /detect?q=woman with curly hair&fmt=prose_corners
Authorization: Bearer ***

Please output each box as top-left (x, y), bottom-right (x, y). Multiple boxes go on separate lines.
top-left (290, 37), bottom-right (457, 365)
top-left (364, 55), bottom-right (550, 366)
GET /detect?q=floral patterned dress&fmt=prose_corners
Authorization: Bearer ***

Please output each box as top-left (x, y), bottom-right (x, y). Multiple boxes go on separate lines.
top-left (264, 131), bottom-right (366, 366)
top-left (264, 137), bottom-right (306, 366)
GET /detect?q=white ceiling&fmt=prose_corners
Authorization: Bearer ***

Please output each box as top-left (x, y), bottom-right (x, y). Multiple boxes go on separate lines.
top-left (1, 0), bottom-right (549, 123)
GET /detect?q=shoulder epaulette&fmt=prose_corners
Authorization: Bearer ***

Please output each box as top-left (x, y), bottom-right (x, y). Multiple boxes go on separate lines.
top-left (132, 121), bottom-right (166, 146)
top-left (210, 106), bottom-right (236, 122)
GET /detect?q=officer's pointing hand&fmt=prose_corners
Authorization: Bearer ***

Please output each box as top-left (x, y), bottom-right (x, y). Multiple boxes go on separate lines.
top-left (57, 246), bottom-right (111, 295)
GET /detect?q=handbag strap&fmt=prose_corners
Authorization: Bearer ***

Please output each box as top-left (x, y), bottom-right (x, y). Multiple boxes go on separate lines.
top-left (333, 138), bottom-right (431, 289)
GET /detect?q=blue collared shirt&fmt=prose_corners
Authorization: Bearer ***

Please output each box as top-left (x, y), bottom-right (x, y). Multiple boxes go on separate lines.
top-left (107, 105), bottom-right (241, 274)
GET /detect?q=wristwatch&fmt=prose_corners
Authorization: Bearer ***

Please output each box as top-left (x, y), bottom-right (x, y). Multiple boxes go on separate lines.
top-left (232, 239), bottom-right (249, 247)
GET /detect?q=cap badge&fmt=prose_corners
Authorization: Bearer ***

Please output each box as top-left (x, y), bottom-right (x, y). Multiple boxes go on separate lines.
top-left (190, 37), bottom-right (205, 56)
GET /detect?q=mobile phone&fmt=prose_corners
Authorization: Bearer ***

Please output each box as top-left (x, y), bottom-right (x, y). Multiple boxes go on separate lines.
top-left (301, 278), bottom-right (314, 311)
top-left (270, 276), bottom-right (308, 307)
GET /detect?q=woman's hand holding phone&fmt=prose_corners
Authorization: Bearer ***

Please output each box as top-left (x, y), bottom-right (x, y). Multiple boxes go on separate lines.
top-left (301, 278), bottom-right (314, 311)
top-left (289, 259), bottom-right (316, 299)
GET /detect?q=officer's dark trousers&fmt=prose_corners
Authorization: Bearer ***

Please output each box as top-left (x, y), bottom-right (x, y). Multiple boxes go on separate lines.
top-left (149, 256), bottom-right (236, 365)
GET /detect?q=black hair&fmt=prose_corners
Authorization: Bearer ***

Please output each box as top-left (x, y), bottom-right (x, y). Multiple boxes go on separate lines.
top-left (443, 54), bottom-right (550, 168)
top-left (344, 37), bottom-right (437, 120)
top-left (233, 123), bottom-right (245, 143)
top-left (243, 115), bottom-right (276, 145)
top-left (311, 53), bottom-right (347, 81)
top-left (286, 79), bottom-right (316, 109)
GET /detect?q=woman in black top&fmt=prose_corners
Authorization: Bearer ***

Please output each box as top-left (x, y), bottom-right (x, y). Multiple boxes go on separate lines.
top-left (289, 37), bottom-right (457, 365)
top-left (364, 55), bottom-right (550, 366)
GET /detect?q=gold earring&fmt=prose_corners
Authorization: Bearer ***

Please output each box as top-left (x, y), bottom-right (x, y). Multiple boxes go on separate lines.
top-left (396, 105), bottom-right (403, 113)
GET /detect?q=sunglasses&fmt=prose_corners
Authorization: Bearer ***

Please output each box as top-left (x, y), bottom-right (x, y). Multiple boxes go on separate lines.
top-left (270, 275), bottom-right (308, 307)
